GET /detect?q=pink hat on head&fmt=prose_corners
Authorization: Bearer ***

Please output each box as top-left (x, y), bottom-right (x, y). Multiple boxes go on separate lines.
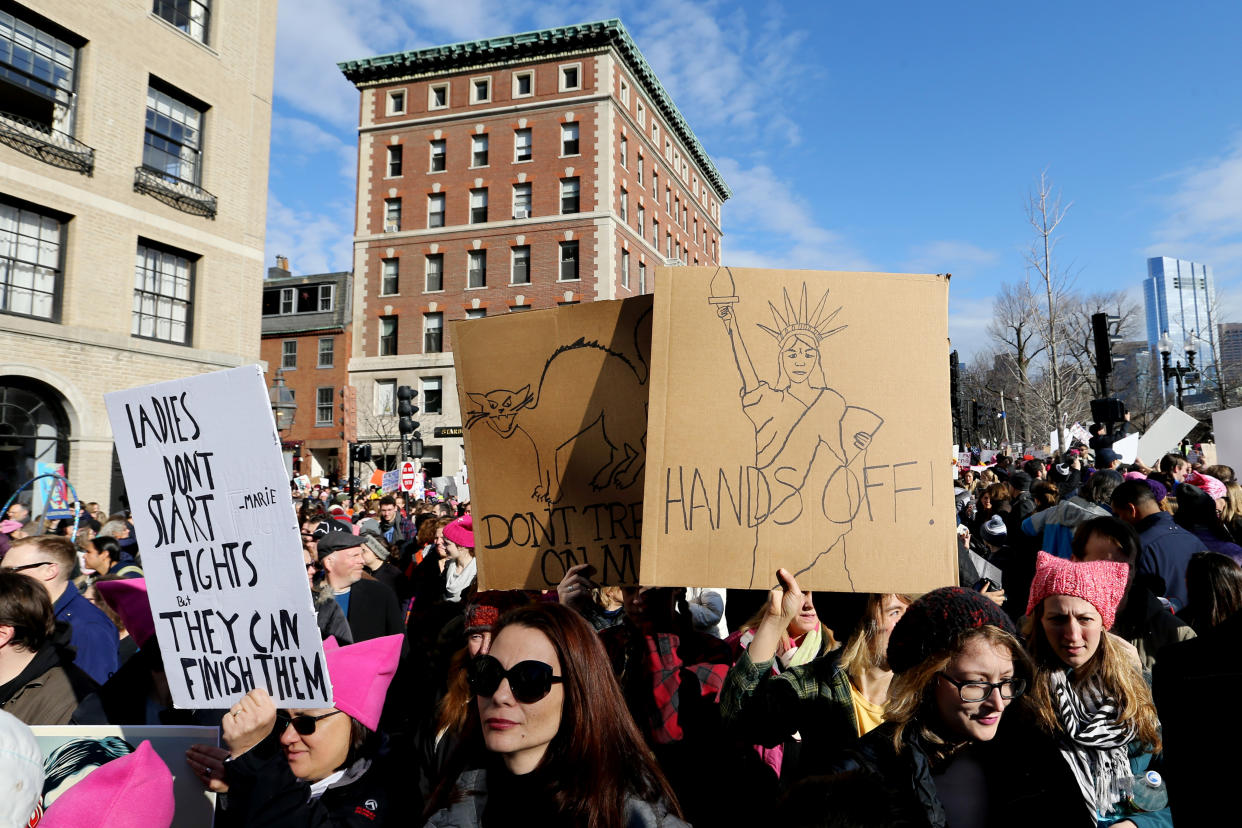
top-left (323, 633), bottom-right (403, 731)
top-left (1123, 471), bottom-right (1148, 481)
top-left (0, 518), bottom-right (22, 534)
top-left (443, 514), bottom-right (474, 548)
top-left (41, 740), bottom-right (174, 828)
top-left (1026, 550), bottom-right (1129, 630)
top-left (1185, 471), bottom-right (1226, 501)
top-left (95, 578), bottom-right (156, 647)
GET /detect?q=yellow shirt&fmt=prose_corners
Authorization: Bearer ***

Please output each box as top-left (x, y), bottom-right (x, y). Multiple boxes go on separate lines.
top-left (848, 678), bottom-right (886, 736)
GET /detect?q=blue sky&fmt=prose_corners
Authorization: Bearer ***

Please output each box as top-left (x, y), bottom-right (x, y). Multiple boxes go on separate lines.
top-left (266, 1), bottom-right (1242, 360)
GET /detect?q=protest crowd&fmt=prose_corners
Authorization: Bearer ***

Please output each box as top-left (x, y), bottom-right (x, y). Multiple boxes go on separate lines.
top-left (1, 440), bottom-right (1239, 827)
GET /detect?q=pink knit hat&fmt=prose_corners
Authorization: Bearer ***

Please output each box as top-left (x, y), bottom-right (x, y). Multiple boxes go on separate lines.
top-left (1026, 550), bottom-right (1130, 629)
top-left (95, 578), bottom-right (156, 647)
top-left (40, 740), bottom-right (174, 828)
top-left (1185, 471), bottom-right (1226, 501)
top-left (323, 633), bottom-right (403, 731)
top-left (443, 514), bottom-right (474, 548)
top-left (1123, 471), bottom-right (1148, 481)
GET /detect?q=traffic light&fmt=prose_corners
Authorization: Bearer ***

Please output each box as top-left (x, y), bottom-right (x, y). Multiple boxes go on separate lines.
top-left (397, 385), bottom-right (420, 436)
top-left (1092, 312), bottom-right (1123, 372)
top-left (351, 443), bottom-right (372, 463)
top-left (972, 400), bottom-right (983, 429)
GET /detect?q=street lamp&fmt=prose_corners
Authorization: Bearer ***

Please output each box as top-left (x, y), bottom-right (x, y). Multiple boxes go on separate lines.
top-left (269, 368), bottom-right (296, 431)
top-left (1157, 331), bottom-right (1198, 410)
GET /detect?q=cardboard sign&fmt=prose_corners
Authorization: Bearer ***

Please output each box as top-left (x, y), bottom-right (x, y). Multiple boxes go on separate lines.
top-left (104, 366), bottom-right (331, 709)
top-left (641, 267), bottom-right (956, 592)
top-left (1212, 407), bottom-right (1242, 470)
top-left (454, 296), bottom-right (652, 589)
top-left (1137, 406), bottom-right (1198, 463)
top-left (32, 725), bottom-right (217, 827)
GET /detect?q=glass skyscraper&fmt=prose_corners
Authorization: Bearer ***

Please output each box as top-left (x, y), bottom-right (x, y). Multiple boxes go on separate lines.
top-left (1143, 256), bottom-right (1218, 390)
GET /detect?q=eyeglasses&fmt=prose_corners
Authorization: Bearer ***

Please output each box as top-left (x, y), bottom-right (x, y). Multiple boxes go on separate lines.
top-left (276, 709), bottom-right (343, 736)
top-left (467, 655), bottom-right (563, 703)
top-left (0, 560), bottom-right (53, 574)
top-left (938, 672), bottom-right (1026, 702)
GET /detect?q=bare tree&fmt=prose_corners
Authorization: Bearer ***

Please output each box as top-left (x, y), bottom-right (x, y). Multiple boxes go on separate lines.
top-left (987, 281), bottom-right (1045, 389)
top-left (1060, 291), bottom-right (1142, 399)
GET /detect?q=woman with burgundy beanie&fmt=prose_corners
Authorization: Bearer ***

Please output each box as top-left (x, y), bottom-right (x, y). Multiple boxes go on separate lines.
top-left (1023, 551), bottom-right (1172, 827)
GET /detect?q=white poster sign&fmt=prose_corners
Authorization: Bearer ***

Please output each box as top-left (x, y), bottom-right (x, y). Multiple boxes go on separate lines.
top-left (1136, 406), bottom-right (1198, 463)
top-left (1113, 433), bottom-right (1140, 465)
top-left (381, 468), bottom-right (400, 492)
top-left (1212, 407), bottom-right (1242, 471)
top-left (104, 366), bottom-right (331, 709)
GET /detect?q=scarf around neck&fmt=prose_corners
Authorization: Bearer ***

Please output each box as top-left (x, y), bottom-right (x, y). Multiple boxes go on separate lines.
top-left (1049, 669), bottom-right (1135, 819)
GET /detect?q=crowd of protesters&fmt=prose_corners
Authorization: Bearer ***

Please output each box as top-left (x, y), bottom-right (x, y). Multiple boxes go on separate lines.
top-left (2, 438), bottom-right (1239, 826)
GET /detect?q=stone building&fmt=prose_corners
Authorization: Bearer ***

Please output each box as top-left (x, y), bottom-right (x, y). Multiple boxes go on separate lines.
top-left (0, 1), bottom-right (277, 511)
top-left (338, 18), bottom-right (730, 482)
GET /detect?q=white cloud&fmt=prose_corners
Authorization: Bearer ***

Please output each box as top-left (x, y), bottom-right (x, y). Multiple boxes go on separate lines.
top-left (904, 240), bottom-right (998, 277)
top-left (271, 114), bottom-right (355, 178)
top-left (264, 193), bottom-right (354, 276)
top-left (1149, 132), bottom-right (1242, 283)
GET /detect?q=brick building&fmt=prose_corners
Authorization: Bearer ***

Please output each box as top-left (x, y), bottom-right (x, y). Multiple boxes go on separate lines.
top-left (338, 18), bottom-right (730, 482)
top-left (0, 1), bottom-right (277, 510)
top-left (259, 259), bottom-right (354, 482)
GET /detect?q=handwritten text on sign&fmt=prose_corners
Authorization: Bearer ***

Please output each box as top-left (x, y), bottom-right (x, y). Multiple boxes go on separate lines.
top-left (105, 366), bottom-right (331, 709)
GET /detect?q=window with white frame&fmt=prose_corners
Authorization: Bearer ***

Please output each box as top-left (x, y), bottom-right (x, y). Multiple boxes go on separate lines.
top-left (374, 379), bottom-right (396, 416)
top-left (639, 261), bottom-right (647, 293)
top-left (429, 139), bottom-right (445, 172)
top-left (429, 82), bottom-right (448, 109)
top-left (514, 128), bottom-right (532, 162)
top-left (469, 188), bottom-right (488, 224)
top-left (386, 89), bottom-right (406, 115)
top-left (512, 183), bottom-right (532, 218)
top-left (471, 77), bottom-right (491, 104)
top-left (425, 253), bottom-right (443, 292)
top-left (621, 249), bottom-right (630, 289)
top-left (316, 387), bottom-right (334, 425)
top-left (637, 203), bottom-right (645, 234)
top-left (0, 199), bottom-right (63, 321)
top-left (427, 194), bottom-right (444, 228)
top-left (422, 376), bottom-right (443, 414)
top-left (559, 63), bottom-right (580, 91)
top-left (619, 78), bottom-right (629, 105)
top-left (143, 83), bottom-right (205, 185)
top-left (384, 198), bottom-right (401, 230)
top-left (423, 312), bottom-right (443, 352)
top-left (561, 122), bottom-right (579, 156)
top-left (637, 100), bottom-right (645, 125)
top-left (318, 337), bottom-right (334, 367)
top-left (637, 153), bottom-right (644, 181)
top-left (620, 135), bottom-right (627, 167)
top-left (465, 308), bottom-right (486, 319)
top-left (511, 245), bottom-right (530, 284)
top-left (652, 122), bottom-right (659, 143)
top-left (153, 0), bottom-right (210, 44)
top-left (559, 241), bottom-right (579, 281)
top-left (467, 250), bottom-right (486, 288)
top-left (379, 315), bottom-right (397, 356)
top-left (560, 177), bottom-right (580, 214)
top-left (652, 218), bottom-right (659, 247)
top-left (620, 188), bottom-right (628, 221)
top-left (318, 284), bottom-right (333, 310)
top-left (386, 145), bottom-right (402, 177)
top-left (513, 70), bottom-right (533, 97)
top-left (471, 134), bottom-right (488, 167)
top-left (132, 240), bottom-right (194, 344)
top-left (281, 340), bottom-right (296, 369)
top-left (380, 258), bottom-right (398, 295)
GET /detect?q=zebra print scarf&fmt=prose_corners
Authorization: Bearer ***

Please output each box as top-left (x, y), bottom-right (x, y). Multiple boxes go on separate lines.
top-left (1049, 670), bottom-right (1135, 819)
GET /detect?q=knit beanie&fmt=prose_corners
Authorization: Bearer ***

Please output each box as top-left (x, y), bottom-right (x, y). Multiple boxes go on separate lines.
top-left (443, 514), bottom-right (474, 549)
top-left (886, 586), bottom-right (1016, 674)
top-left (40, 741), bottom-right (174, 828)
top-left (464, 590), bottom-right (532, 634)
top-left (1025, 550), bottom-right (1129, 630)
top-left (980, 515), bottom-right (1008, 545)
top-left (1143, 478), bottom-right (1168, 504)
top-left (1185, 471), bottom-right (1226, 501)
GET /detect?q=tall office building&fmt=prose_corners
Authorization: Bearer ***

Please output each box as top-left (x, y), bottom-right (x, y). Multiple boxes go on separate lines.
top-left (339, 19), bottom-right (730, 481)
top-left (1143, 256), bottom-right (1219, 394)
top-left (0, 2), bottom-right (278, 510)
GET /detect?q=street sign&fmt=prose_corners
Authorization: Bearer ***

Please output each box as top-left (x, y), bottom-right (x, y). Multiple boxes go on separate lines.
top-left (400, 461), bottom-right (417, 492)
top-left (433, 426), bottom-right (463, 438)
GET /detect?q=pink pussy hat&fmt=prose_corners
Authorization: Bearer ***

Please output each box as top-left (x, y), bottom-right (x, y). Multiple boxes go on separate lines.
top-left (95, 577), bottom-right (156, 647)
top-left (1185, 471), bottom-right (1226, 501)
top-left (1026, 550), bottom-right (1130, 630)
top-left (323, 633), bottom-right (403, 731)
top-left (41, 740), bottom-right (174, 828)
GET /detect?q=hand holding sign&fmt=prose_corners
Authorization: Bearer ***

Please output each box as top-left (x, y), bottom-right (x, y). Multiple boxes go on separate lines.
top-left (223, 688), bottom-right (278, 759)
top-left (747, 568), bottom-right (806, 664)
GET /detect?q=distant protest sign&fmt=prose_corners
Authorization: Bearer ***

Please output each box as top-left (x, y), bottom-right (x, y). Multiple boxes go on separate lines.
top-left (104, 366), bottom-right (330, 709)
top-left (642, 267), bottom-right (956, 593)
top-left (1137, 406), bottom-right (1198, 462)
top-left (454, 296), bottom-right (652, 589)
top-left (1212, 406), bottom-right (1242, 470)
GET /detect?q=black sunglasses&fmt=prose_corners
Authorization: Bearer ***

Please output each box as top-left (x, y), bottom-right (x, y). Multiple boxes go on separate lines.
top-left (0, 560), bottom-right (53, 574)
top-left (467, 655), bottom-right (563, 703)
top-left (276, 709), bottom-right (343, 735)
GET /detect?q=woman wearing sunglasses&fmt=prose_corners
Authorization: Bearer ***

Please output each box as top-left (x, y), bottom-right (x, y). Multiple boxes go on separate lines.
top-left (424, 602), bottom-right (687, 827)
top-left (191, 634), bottom-right (408, 825)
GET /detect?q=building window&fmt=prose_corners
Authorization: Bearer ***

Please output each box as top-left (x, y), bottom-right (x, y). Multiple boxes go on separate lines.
top-left (621, 249), bottom-right (630, 289)
top-left (471, 77), bottom-right (491, 104)
top-left (471, 134), bottom-right (488, 167)
top-left (561, 122), bottom-right (579, 156)
top-left (281, 340), bottom-right (297, 369)
top-left (379, 315), bottom-right (397, 356)
top-left (380, 257), bottom-right (399, 295)
top-left (652, 218), bottom-right (659, 247)
top-left (560, 177), bottom-right (580, 214)
top-left (318, 284), bottom-right (333, 310)
top-left (318, 337), bottom-right (334, 368)
top-left (422, 377), bottom-right (443, 414)
top-left (652, 122), bottom-right (659, 143)
top-left (665, 187), bottom-right (670, 213)
top-left (637, 204), bottom-right (645, 234)
top-left (620, 135), bottom-right (628, 167)
top-left (512, 183), bottom-right (532, 218)
top-left (132, 240), bottom-right (193, 344)
top-left (429, 139), bottom-right (445, 172)
top-left (0, 200), bottom-right (62, 321)
top-left (153, 0), bottom-right (210, 44)
top-left (559, 241), bottom-right (579, 281)
top-left (386, 145), bottom-right (403, 177)
top-left (143, 83), bottom-right (205, 185)
top-left (0, 10), bottom-right (80, 135)
top-left (386, 89), bottom-right (406, 115)
top-left (316, 387), bottom-right (334, 425)
top-left (511, 245), bottom-right (530, 285)
top-left (619, 78), bottom-right (630, 105)
top-left (666, 233), bottom-right (672, 258)
top-left (384, 198), bottom-right (401, 231)
top-left (278, 288), bottom-right (293, 314)
top-left (467, 250), bottom-right (486, 288)
top-left (620, 188), bottom-right (628, 222)
top-left (423, 312), bottom-right (443, 353)
top-left (513, 71), bottom-right (533, 97)
top-left (559, 64), bottom-right (581, 91)
top-left (429, 82), bottom-right (448, 109)
top-left (263, 284), bottom-right (336, 315)
top-left (637, 100), bottom-right (645, 124)
top-left (639, 261), bottom-right (647, 293)
top-left (514, 128), bottom-right (532, 162)
top-left (469, 188), bottom-right (488, 224)
top-left (637, 153), bottom-right (644, 181)
top-left (427, 194), bottom-right (444, 228)
top-left (425, 253), bottom-right (443, 292)
top-left (374, 379), bottom-right (396, 416)
top-left (466, 308), bottom-right (486, 319)
top-left (652, 170), bottom-right (658, 197)
top-left (510, 304), bottom-right (532, 313)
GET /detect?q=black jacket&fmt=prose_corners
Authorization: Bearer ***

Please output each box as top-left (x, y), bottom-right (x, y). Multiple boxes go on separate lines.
top-left (343, 577), bottom-right (404, 644)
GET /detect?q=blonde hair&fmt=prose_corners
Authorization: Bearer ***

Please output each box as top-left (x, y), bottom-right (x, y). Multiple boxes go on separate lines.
top-left (838, 593), bottom-right (912, 681)
top-left (1220, 481), bottom-right (1242, 525)
top-left (885, 625), bottom-right (1031, 764)
top-left (1022, 601), bottom-right (1161, 751)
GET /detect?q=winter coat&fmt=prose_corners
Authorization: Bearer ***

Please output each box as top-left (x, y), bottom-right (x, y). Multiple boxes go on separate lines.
top-left (1111, 585), bottom-right (1195, 673)
top-left (0, 641), bottom-right (102, 725)
top-left (313, 581), bottom-right (354, 645)
top-left (52, 584), bottom-right (118, 684)
top-left (1021, 496), bottom-right (1109, 560)
top-left (1134, 511), bottom-right (1207, 610)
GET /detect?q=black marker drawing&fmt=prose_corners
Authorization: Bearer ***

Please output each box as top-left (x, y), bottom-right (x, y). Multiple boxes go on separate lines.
top-left (466, 305), bottom-right (651, 504)
top-left (712, 268), bottom-right (883, 587)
